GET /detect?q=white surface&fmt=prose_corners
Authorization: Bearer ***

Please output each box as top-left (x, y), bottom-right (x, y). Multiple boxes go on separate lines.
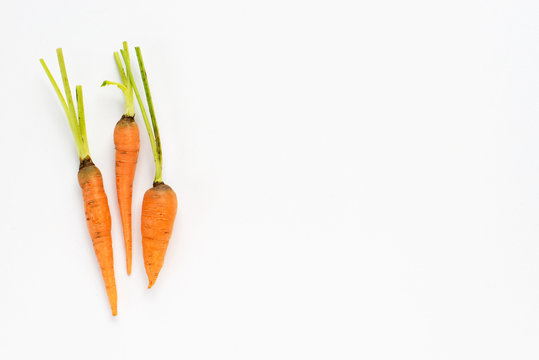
top-left (1, 0), bottom-right (539, 358)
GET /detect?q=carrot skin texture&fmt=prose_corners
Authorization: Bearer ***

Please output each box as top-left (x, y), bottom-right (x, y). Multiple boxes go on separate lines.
top-left (141, 183), bottom-right (178, 288)
top-left (114, 116), bottom-right (140, 274)
top-left (78, 164), bottom-right (118, 316)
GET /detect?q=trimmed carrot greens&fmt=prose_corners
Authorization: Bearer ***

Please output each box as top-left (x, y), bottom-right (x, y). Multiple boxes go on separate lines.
top-left (135, 47), bottom-right (162, 168)
top-left (101, 50), bottom-right (135, 117)
top-left (40, 49), bottom-right (90, 160)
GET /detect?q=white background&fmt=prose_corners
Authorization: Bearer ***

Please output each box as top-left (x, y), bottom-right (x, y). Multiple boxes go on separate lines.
top-left (1, 0), bottom-right (538, 359)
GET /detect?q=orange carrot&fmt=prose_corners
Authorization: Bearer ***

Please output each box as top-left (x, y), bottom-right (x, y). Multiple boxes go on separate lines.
top-left (114, 117), bottom-right (139, 274)
top-left (120, 42), bottom-right (179, 288)
top-left (103, 54), bottom-right (139, 275)
top-left (141, 183), bottom-right (178, 287)
top-left (79, 160), bottom-right (117, 314)
top-left (41, 49), bottom-right (118, 315)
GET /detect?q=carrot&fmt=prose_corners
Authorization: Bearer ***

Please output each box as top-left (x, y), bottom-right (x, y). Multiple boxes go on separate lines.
top-left (141, 184), bottom-right (178, 287)
top-left (40, 49), bottom-right (118, 316)
top-left (102, 52), bottom-right (140, 274)
top-left (78, 160), bottom-right (117, 314)
top-left (113, 117), bottom-right (139, 274)
top-left (120, 42), bottom-right (178, 288)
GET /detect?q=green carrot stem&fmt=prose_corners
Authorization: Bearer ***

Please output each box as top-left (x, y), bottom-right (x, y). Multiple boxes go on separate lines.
top-left (40, 59), bottom-right (78, 151)
top-left (114, 52), bottom-right (128, 85)
top-left (116, 50), bottom-right (134, 116)
top-left (76, 86), bottom-right (90, 158)
top-left (101, 80), bottom-right (127, 91)
top-left (56, 49), bottom-right (84, 150)
top-left (120, 42), bottom-right (162, 183)
top-left (40, 55), bottom-right (85, 159)
top-left (101, 51), bottom-right (134, 117)
top-left (134, 47), bottom-right (162, 167)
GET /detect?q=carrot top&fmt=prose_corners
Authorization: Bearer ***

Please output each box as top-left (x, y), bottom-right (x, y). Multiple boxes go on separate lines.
top-left (101, 51), bottom-right (135, 117)
top-left (118, 42), bottom-right (164, 184)
top-left (40, 49), bottom-right (90, 161)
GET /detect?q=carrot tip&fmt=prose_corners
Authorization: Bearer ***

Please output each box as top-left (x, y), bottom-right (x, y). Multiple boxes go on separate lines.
top-left (148, 280), bottom-right (155, 289)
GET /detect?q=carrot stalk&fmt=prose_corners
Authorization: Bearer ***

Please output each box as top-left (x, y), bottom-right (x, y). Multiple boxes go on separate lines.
top-left (102, 52), bottom-right (134, 117)
top-left (76, 86), bottom-right (87, 149)
top-left (135, 47), bottom-right (162, 172)
top-left (57, 49), bottom-right (88, 157)
top-left (114, 52), bottom-right (128, 86)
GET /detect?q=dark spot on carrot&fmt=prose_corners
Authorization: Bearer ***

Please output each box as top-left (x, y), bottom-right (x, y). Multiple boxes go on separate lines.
top-left (79, 156), bottom-right (95, 170)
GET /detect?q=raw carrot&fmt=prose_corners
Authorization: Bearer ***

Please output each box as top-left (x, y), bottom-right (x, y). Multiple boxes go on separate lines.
top-left (113, 118), bottom-right (139, 274)
top-left (120, 42), bottom-right (178, 288)
top-left (141, 183), bottom-right (178, 287)
top-left (78, 160), bottom-right (117, 314)
top-left (102, 52), bottom-right (140, 275)
top-left (40, 49), bottom-right (118, 315)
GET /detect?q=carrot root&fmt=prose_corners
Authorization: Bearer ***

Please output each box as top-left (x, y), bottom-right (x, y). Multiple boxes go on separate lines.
top-left (114, 115), bottom-right (140, 274)
top-left (141, 183), bottom-right (178, 288)
top-left (78, 162), bottom-right (118, 316)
